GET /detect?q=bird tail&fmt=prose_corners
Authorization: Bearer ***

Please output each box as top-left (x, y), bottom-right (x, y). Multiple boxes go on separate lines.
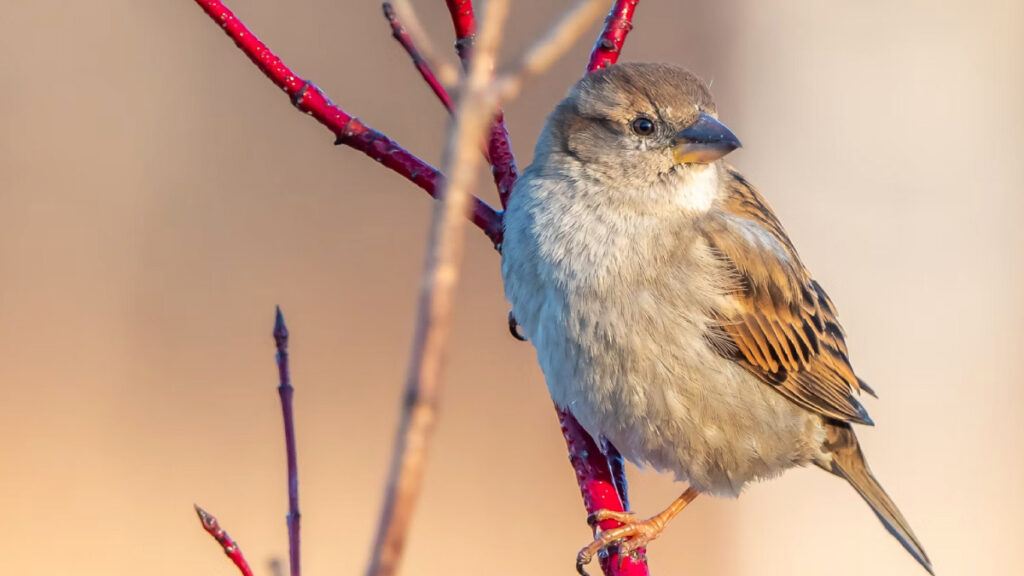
top-left (817, 423), bottom-right (934, 574)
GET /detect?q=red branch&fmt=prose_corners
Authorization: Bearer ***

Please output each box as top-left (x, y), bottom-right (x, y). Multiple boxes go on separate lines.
top-left (192, 0), bottom-right (503, 245)
top-left (444, 0), bottom-right (477, 63)
top-left (195, 505), bottom-right (256, 576)
top-left (192, 2), bottom-right (643, 576)
top-left (275, 308), bottom-right (301, 576)
top-left (487, 114), bottom-right (519, 209)
top-left (586, 0), bottom-right (638, 72)
top-left (443, 0), bottom-right (519, 209)
top-left (382, 3), bottom-right (454, 114)
top-left (560, 411), bottom-right (647, 576)
top-left (561, 3), bottom-right (644, 576)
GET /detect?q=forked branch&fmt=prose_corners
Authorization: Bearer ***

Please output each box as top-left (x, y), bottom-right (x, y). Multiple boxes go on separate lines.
top-left (191, 1), bottom-right (643, 576)
top-left (366, 0), bottom-right (512, 572)
top-left (443, 0), bottom-right (518, 208)
top-left (191, 0), bottom-right (503, 244)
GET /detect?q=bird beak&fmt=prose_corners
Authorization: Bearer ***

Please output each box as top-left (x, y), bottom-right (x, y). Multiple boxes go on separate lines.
top-left (672, 113), bottom-right (742, 164)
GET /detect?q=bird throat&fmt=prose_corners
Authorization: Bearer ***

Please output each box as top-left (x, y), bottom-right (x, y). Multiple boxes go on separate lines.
top-left (670, 164), bottom-right (720, 213)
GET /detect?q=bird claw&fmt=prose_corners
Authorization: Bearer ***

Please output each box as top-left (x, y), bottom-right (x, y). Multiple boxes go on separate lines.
top-left (587, 509), bottom-right (637, 527)
top-left (507, 310), bottom-right (527, 341)
top-left (575, 549), bottom-right (594, 576)
top-left (576, 511), bottom-right (665, 576)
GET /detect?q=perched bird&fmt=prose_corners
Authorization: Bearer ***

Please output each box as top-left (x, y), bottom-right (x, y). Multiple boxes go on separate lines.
top-left (501, 63), bottom-right (931, 574)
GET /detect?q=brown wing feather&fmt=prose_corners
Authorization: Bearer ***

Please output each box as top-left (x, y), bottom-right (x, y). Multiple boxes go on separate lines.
top-left (701, 167), bottom-right (874, 425)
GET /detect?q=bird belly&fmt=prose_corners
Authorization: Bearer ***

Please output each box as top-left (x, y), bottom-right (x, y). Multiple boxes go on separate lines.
top-left (500, 175), bottom-right (827, 497)
top-left (528, 283), bottom-right (828, 498)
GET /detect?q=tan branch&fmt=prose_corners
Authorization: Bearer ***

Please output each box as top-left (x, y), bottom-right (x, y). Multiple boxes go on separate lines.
top-left (364, 1), bottom-right (510, 576)
top-left (495, 0), bottom-right (607, 101)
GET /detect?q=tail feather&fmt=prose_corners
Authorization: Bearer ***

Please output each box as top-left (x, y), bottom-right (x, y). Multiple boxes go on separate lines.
top-left (818, 423), bottom-right (933, 574)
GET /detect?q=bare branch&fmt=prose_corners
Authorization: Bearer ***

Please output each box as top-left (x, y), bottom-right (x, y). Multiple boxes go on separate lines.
top-left (190, 0), bottom-right (504, 244)
top-left (274, 308), bottom-right (301, 576)
top-left (364, 1), bottom-right (511, 576)
top-left (389, 0), bottom-right (460, 87)
top-left (195, 505), bottom-right (256, 576)
top-left (191, 2), bottom-right (645, 576)
top-left (559, 411), bottom-right (648, 576)
top-left (383, 2), bottom-right (456, 114)
top-left (587, 0), bottom-right (638, 73)
top-left (443, 0), bottom-right (519, 209)
top-left (494, 0), bottom-right (607, 102)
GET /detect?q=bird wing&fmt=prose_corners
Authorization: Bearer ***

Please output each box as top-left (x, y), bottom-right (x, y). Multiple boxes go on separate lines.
top-left (699, 167), bottom-right (875, 425)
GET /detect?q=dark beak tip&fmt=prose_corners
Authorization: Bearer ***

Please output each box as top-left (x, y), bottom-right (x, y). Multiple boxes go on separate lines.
top-left (676, 112), bottom-right (741, 148)
top-left (721, 133), bottom-right (742, 150)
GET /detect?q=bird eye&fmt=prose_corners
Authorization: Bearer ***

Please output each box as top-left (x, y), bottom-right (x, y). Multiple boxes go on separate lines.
top-left (630, 117), bottom-right (655, 136)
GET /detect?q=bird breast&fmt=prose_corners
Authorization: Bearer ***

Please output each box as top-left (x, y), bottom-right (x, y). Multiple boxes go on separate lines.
top-left (501, 169), bottom-right (827, 497)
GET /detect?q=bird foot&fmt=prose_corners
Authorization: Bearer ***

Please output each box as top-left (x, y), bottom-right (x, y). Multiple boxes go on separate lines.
top-left (576, 510), bottom-right (665, 575)
top-left (575, 488), bottom-right (700, 576)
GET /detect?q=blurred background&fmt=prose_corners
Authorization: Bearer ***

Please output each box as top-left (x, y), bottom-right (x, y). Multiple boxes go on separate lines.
top-left (0, 1), bottom-right (1021, 574)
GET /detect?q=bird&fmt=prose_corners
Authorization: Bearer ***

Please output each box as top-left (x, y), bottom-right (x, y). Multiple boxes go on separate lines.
top-left (500, 62), bottom-right (931, 574)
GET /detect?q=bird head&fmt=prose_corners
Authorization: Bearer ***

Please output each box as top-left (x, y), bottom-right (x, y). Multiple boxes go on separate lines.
top-left (538, 63), bottom-right (741, 200)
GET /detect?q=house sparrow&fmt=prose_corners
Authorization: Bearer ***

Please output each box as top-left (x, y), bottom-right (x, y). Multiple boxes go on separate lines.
top-left (501, 63), bottom-right (931, 574)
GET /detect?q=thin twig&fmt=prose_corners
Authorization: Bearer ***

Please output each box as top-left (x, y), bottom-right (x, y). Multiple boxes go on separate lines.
top-left (586, 0), bottom-right (638, 72)
top-left (382, 0), bottom-right (505, 167)
top-left (365, 1), bottom-right (511, 575)
top-left (190, 0), bottom-right (503, 245)
top-left (493, 0), bottom-right (607, 102)
top-left (389, 0), bottom-right (460, 86)
top-left (444, 0), bottom-right (476, 64)
top-left (274, 308), bottom-right (301, 576)
top-left (443, 0), bottom-right (519, 210)
top-left (195, 505), bottom-right (256, 576)
top-left (383, 2), bottom-right (455, 113)
top-left (485, 114), bottom-right (518, 211)
top-left (523, 0), bottom-right (608, 73)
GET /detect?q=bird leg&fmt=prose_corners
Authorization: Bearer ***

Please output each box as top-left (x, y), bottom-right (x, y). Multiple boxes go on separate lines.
top-left (576, 487), bottom-right (699, 574)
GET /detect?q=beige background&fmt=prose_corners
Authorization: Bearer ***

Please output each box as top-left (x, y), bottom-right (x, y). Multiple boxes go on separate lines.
top-left (1, 1), bottom-right (1021, 575)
